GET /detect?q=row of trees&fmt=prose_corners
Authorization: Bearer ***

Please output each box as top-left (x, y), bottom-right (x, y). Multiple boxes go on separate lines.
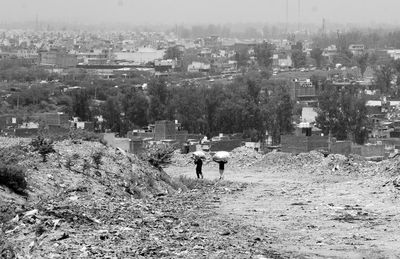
top-left (4, 70), bottom-right (294, 142)
top-left (100, 75), bottom-right (294, 142)
top-left (373, 59), bottom-right (400, 97)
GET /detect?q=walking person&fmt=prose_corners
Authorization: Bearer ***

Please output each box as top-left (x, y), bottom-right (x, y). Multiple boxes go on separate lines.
top-left (218, 161), bottom-right (227, 180)
top-left (194, 157), bottom-right (203, 179)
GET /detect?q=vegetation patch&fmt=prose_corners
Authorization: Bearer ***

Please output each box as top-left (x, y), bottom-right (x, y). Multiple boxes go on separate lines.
top-left (140, 145), bottom-right (177, 171)
top-left (30, 135), bottom-right (56, 162)
top-left (0, 164), bottom-right (27, 195)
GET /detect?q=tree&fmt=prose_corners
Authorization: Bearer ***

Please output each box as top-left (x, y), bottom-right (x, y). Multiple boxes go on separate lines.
top-left (234, 47), bottom-right (250, 68)
top-left (164, 46), bottom-right (183, 60)
top-left (102, 96), bottom-right (123, 134)
top-left (148, 79), bottom-right (169, 122)
top-left (291, 49), bottom-right (306, 68)
top-left (316, 86), bottom-right (368, 144)
top-left (374, 64), bottom-right (395, 94)
top-left (356, 52), bottom-right (369, 78)
top-left (71, 89), bottom-right (91, 121)
top-left (171, 86), bottom-right (206, 134)
top-left (291, 41), bottom-right (303, 51)
top-left (121, 88), bottom-right (149, 128)
top-left (310, 48), bottom-right (324, 68)
top-left (261, 86), bottom-right (294, 144)
top-left (254, 42), bottom-right (275, 68)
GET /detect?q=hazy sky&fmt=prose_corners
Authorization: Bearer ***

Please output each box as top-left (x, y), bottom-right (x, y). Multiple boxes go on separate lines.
top-left (1, 0), bottom-right (399, 25)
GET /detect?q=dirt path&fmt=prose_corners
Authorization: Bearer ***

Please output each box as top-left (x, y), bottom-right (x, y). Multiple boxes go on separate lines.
top-left (166, 165), bottom-right (400, 258)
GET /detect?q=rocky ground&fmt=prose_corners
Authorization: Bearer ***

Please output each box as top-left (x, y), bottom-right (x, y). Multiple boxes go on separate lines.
top-left (167, 148), bottom-right (400, 258)
top-left (0, 139), bottom-right (284, 258)
top-left (3, 140), bottom-right (400, 258)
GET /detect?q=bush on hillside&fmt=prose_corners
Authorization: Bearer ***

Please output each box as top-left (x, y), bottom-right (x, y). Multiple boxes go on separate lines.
top-left (0, 164), bottom-right (27, 195)
top-left (30, 135), bottom-right (56, 162)
top-left (91, 151), bottom-right (103, 169)
top-left (140, 145), bottom-right (177, 171)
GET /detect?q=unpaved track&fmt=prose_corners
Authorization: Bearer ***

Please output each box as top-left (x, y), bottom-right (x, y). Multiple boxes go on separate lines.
top-left (166, 165), bottom-right (400, 258)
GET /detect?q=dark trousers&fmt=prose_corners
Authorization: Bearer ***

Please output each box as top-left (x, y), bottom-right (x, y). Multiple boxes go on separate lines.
top-left (196, 169), bottom-right (203, 179)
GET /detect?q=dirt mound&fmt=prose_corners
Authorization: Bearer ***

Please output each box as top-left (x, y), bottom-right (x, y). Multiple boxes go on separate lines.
top-left (295, 151), bottom-right (325, 166)
top-left (1, 137), bottom-right (274, 258)
top-left (0, 137), bottom-right (193, 257)
top-left (260, 151), bottom-right (296, 166)
top-left (375, 157), bottom-right (400, 177)
top-left (257, 150), bottom-right (373, 177)
top-left (259, 151), bottom-right (324, 168)
top-left (229, 146), bottom-right (264, 168)
top-left (0, 138), bottom-right (182, 225)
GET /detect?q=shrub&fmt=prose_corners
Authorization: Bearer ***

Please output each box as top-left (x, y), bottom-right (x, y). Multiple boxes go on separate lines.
top-left (72, 153), bottom-right (80, 160)
top-left (82, 159), bottom-right (90, 173)
top-left (65, 157), bottom-right (73, 171)
top-left (30, 136), bottom-right (56, 162)
top-left (126, 186), bottom-right (143, 199)
top-left (0, 164), bottom-right (27, 195)
top-left (0, 238), bottom-right (15, 259)
top-left (91, 151), bottom-right (103, 169)
top-left (140, 144), bottom-right (177, 171)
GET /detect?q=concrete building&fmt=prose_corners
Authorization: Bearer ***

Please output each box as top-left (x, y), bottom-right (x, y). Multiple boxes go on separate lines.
top-left (348, 44), bottom-right (365, 56)
top-left (40, 49), bottom-right (77, 68)
top-left (289, 79), bottom-right (317, 102)
top-left (187, 62), bottom-right (211, 73)
top-left (272, 53), bottom-right (293, 68)
top-left (30, 112), bottom-right (70, 127)
top-left (387, 49), bottom-right (400, 60)
top-left (113, 47), bottom-right (165, 64)
top-left (154, 59), bottom-right (177, 72)
top-left (323, 45), bottom-right (338, 62)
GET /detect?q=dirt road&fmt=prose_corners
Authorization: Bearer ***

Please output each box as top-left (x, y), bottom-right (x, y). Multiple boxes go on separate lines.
top-left (166, 164), bottom-right (400, 258)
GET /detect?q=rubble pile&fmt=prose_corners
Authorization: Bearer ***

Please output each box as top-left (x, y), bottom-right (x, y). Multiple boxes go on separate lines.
top-left (374, 157), bottom-right (400, 177)
top-left (7, 181), bottom-right (280, 258)
top-left (18, 140), bottom-right (180, 201)
top-left (1, 137), bottom-right (282, 258)
top-left (0, 138), bottom-right (182, 247)
top-left (229, 146), bottom-right (264, 168)
top-left (294, 151), bottom-right (325, 167)
top-left (256, 150), bottom-right (373, 176)
top-left (259, 151), bottom-right (297, 168)
top-left (261, 151), bottom-right (295, 165)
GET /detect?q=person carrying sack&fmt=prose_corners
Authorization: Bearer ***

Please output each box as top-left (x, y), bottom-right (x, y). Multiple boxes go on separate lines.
top-left (218, 160), bottom-right (227, 180)
top-left (194, 158), bottom-right (203, 179)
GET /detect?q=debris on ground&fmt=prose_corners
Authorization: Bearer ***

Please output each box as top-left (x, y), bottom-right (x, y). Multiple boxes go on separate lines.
top-left (0, 137), bottom-right (284, 258)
